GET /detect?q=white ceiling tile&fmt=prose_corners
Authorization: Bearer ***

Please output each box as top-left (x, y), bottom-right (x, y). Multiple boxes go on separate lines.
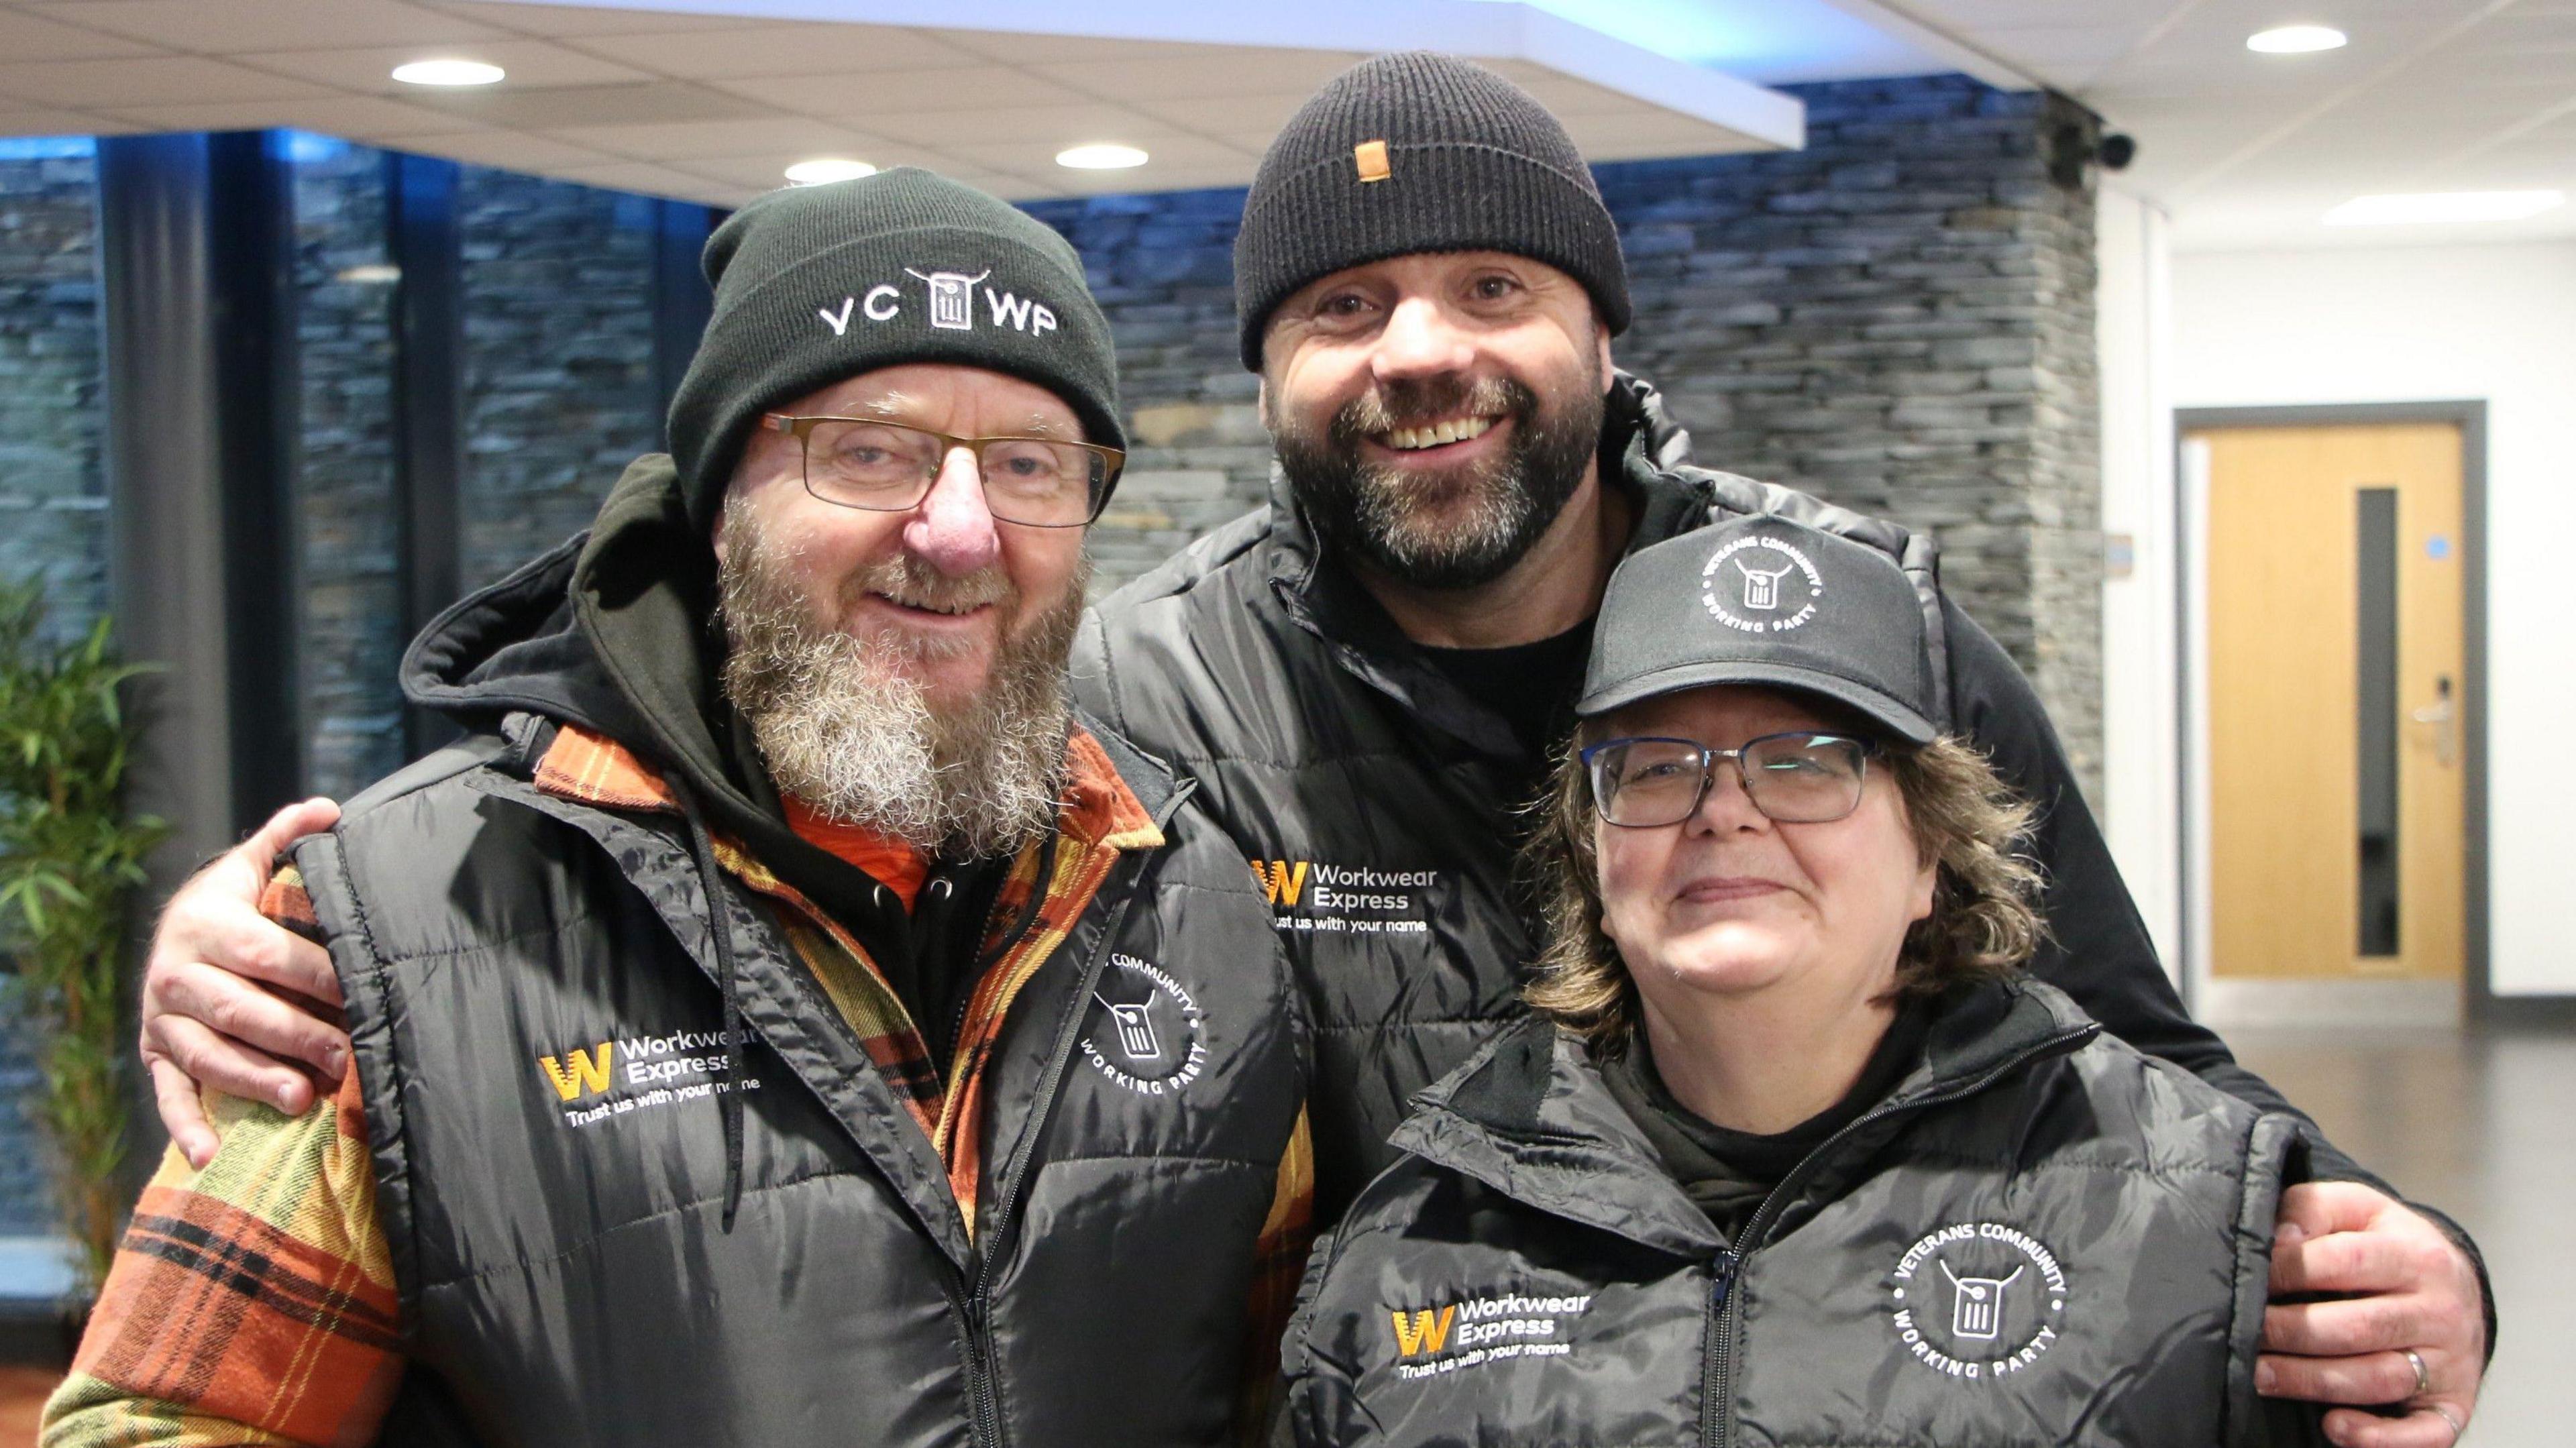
top-left (938, 132), bottom-right (1250, 174)
top-left (97, 93), bottom-right (485, 135)
top-left (861, 102), bottom-right (1181, 149)
top-left (0, 54), bottom-right (335, 105)
top-left (0, 106), bottom-right (124, 135)
top-left (25, 0), bottom-right (508, 54)
top-left (227, 37), bottom-right (651, 93)
top-left (549, 156), bottom-right (751, 200)
top-left (1029, 48), bottom-right (1366, 103)
top-left (1124, 92), bottom-right (1313, 134)
top-left (1015, 161), bottom-right (1260, 198)
top-left (665, 142), bottom-right (979, 190)
top-left (928, 30), bottom-right (1204, 65)
top-left (0, 7), bottom-right (162, 60)
top-left (377, 127), bottom-right (621, 169)
top-left (388, 79), bottom-right (771, 129)
top-left (546, 114), bottom-right (885, 161)
top-left (420, 1), bottom-right (761, 37)
top-left (568, 23), bottom-right (985, 79)
top-left (701, 66), bottom-right (1089, 119)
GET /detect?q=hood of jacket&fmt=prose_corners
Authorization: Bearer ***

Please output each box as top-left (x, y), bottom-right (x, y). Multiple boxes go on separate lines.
top-left (397, 452), bottom-right (924, 962)
top-left (1386, 975), bottom-right (2102, 1258)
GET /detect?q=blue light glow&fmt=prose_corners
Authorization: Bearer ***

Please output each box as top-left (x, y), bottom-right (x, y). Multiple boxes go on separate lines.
top-left (0, 136), bottom-right (95, 160)
top-left (1472, 0), bottom-right (1911, 78)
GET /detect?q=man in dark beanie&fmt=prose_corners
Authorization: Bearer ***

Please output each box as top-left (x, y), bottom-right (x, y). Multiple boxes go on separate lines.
top-left (52, 168), bottom-right (1309, 1447)
top-left (1084, 49), bottom-right (2491, 1445)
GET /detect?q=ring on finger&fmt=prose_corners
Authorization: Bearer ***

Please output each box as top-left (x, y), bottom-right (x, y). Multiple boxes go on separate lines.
top-left (2428, 1402), bottom-right (2463, 1444)
top-left (2404, 1348), bottom-right (2430, 1398)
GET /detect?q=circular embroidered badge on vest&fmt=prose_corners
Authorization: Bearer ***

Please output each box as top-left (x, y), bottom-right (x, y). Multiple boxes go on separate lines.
top-left (1888, 1221), bottom-right (2068, 1381)
top-left (1079, 954), bottom-right (1208, 1097)
top-left (1701, 535), bottom-right (1824, 634)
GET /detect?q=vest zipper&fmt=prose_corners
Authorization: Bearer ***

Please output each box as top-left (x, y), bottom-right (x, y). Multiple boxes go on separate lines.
top-left (1699, 1248), bottom-right (1742, 1448)
top-left (1692, 1019), bottom-right (2097, 1448)
top-left (960, 1287), bottom-right (1004, 1448)
top-left (952, 852), bottom-right (1157, 1448)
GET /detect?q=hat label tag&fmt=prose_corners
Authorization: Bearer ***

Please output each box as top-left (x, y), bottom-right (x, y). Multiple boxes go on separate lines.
top-left (1354, 139), bottom-right (1391, 182)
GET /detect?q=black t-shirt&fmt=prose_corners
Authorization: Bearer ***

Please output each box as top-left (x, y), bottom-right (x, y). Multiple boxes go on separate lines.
top-left (1599, 999), bottom-right (1933, 1242)
top-left (1413, 618), bottom-right (1596, 763)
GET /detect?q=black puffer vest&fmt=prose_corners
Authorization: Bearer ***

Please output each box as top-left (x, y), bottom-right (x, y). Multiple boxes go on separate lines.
top-left (297, 535), bottom-right (1308, 1446)
top-left (1281, 980), bottom-right (2324, 1448)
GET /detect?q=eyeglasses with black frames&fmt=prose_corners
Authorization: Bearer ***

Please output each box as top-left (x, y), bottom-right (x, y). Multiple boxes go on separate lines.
top-left (1580, 732), bottom-right (1877, 828)
top-left (763, 414), bottom-right (1125, 528)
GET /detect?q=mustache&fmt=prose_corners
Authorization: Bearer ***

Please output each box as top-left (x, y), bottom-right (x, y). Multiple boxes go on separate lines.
top-left (837, 551), bottom-right (1015, 618)
top-left (1330, 374), bottom-right (1534, 444)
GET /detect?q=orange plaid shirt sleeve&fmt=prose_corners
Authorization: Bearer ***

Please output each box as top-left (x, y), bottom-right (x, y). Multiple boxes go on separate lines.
top-left (44, 869), bottom-right (402, 1448)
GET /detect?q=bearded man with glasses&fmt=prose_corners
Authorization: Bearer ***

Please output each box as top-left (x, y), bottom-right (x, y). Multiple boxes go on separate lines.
top-left (48, 170), bottom-right (1309, 1448)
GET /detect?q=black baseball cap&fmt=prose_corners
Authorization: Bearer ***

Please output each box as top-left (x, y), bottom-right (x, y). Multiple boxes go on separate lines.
top-left (1576, 515), bottom-right (1939, 745)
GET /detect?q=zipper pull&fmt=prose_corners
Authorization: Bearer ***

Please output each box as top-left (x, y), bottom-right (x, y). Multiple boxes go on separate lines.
top-left (1709, 1248), bottom-right (1742, 1315)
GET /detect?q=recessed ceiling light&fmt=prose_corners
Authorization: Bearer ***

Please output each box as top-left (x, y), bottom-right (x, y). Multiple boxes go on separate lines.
top-left (1056, 144), bottom-right (1148, 170)
top-left (335, 264), bottom-right (402, 285)
top-left (2325, 190), bottom-right (2565, 225)
top-left (784, 158), bottom-right (877, 185)
top-left (390, 58), bottom-right (505, 87)
top-left (2247, 25), bottom-right (2348, 54)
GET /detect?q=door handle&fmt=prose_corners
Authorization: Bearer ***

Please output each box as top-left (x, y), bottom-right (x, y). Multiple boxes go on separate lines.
top-left (2410, 675), bottom-right (2457, 767)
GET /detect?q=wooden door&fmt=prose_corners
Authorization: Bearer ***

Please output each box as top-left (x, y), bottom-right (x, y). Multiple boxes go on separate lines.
top-left (2198, 423), bottom-right (2465, 981)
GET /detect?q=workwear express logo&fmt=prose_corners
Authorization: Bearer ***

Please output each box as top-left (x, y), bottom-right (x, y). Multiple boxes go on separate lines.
top-left (533, 1025), bottom-right (762, 1129)
top-left (1703, 535), bottom-right (1823, 634)
top-left (1079, 955), bottom-right (1208, 1097)
top-left (1888, 1221), bottom-right (2068, 1381)
top-left (1249, 857), bottom-right (1437, 937)
top-left (814, 266), bottom-right (1059, 338)
top-left (1388, 1290), bottom-right (1592, 1380)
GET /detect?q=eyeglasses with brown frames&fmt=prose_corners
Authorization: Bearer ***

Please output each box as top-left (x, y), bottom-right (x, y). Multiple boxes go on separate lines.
top-left (763, 413), bottom-right (1124, 528)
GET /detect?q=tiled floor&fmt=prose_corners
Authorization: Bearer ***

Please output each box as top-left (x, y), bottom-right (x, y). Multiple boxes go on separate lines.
top-left (2231, 1019), bottom-right (2575, 1446)
top-left (0, 1023), bottom-right (2563, 1445)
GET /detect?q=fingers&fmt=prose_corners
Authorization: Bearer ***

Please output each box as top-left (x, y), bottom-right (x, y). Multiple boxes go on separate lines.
top-left (149, 1013), bottom-right (323, 1117)
top-left (147, 1054), bottom-right (221, 1170)
top-left (2320, 1404), bottom-right (2469, 1448)
top-left (2257, 1348), bottom-right (2427, 1404)
top-left (150, 961), bottom-right (348, 1078)
top-left (2272, 1224), bottom-right (2416, 1296)
top-left (151, 892), bottom-right (341, 1007)
top-left (2275, 1180), bottom-right (2394, 1243)
top-left (237, 797), bottom-right (342, 873)
top-left (2264, 1296), bottom-right (2430, 1359)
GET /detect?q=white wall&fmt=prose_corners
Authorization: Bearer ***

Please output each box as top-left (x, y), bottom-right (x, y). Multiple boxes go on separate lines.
top-left (2170, 240), bottom-right (2576, 997)
top-left (2094, 187), bottom-right (2183, 981)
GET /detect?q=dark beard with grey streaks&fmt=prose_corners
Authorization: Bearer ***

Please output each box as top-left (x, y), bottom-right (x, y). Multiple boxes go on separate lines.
top-left (1267, 366), bottom-right (1606, 590)
top-left (716, 495), bottom-right (1085, 857)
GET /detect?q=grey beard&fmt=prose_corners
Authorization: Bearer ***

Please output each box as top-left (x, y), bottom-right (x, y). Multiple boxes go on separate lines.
top-left (716, 498), bottom-right (1086, 857)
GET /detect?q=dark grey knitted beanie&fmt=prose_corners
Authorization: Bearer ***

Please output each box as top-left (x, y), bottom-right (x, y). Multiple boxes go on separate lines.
top-left (1232, 50), bottom-right (1631, 370)
top-left (667, 167), bottom-right (1123, 533)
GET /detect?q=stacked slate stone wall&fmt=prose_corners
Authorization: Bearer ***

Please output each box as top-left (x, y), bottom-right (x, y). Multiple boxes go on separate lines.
top-left (0, 145), bottom-right (106, 643)
top-left (1026, 73), bottom-right (2106, 793)
top-left (291, 139), bottom-right (407, 801)
top-left (0, 142), bottom-right (104, 1233)
top-left (458, 168), bottom-right (660, 590)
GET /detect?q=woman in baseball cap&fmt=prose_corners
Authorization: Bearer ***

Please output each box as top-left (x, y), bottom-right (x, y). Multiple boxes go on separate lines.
top-left (1276, 514), bottom-right (2329, 1448)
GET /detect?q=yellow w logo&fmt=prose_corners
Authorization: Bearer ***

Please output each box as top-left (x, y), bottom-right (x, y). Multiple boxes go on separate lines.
top-left (1389, 1304), bottom-right (1456, 1357)
top-left (1250, 858), bottom-right (1309, 907)
top-left (538, 1042), bottom-right (615, 1101)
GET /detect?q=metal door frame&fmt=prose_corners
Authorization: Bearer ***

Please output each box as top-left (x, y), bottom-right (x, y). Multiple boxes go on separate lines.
top-left (2174, 401), bottom-right (2504, 1017)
